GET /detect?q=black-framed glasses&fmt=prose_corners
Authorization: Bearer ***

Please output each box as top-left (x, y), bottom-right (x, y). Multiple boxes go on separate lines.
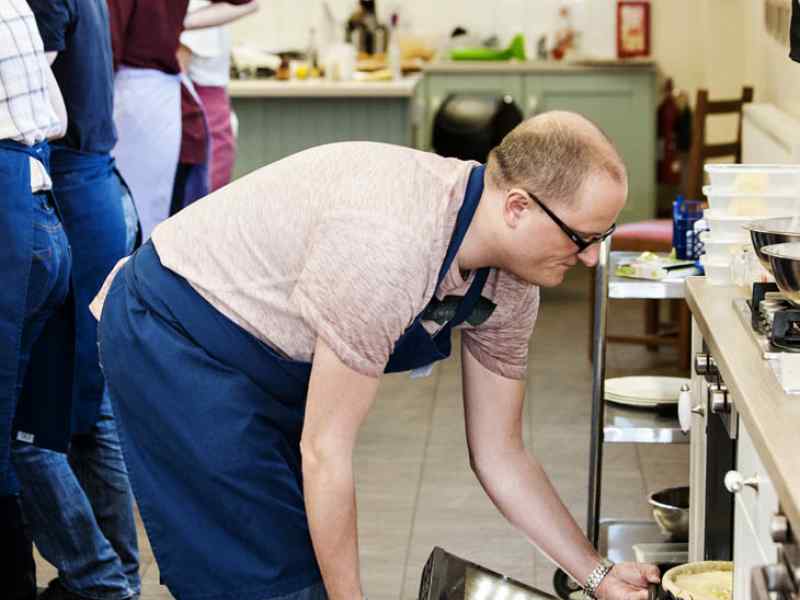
top-left (526, 191), bottom-right (616, 253)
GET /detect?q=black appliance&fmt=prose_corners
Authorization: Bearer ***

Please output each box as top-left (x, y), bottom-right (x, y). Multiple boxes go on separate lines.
top-left (432, 94), bottom-right (523, 163)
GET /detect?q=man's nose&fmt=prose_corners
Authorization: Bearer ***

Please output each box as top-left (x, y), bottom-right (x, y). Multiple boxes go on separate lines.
top-left (578, 243), bottom-right (601, 267)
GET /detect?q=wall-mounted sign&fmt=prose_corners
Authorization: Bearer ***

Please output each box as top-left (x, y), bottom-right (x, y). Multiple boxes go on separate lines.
top-left (617, 1), bottom-right (650, 59)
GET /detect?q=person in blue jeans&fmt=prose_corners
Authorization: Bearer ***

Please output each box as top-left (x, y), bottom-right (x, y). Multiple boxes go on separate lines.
top-left (0, 3), bottom-right (70, 599)
top-left (10, 1), bottom-right (141, 599)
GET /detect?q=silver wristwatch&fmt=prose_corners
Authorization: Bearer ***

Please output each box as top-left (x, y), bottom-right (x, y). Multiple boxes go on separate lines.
top-left (583, 558), bottom-right (614, 599)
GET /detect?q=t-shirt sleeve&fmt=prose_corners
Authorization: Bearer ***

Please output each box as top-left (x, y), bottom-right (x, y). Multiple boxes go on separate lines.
top-left (291, 211), bottom-right (433, 378)
top-left (461, 284), bottom-right (539, 380)
top-left (27, 0), bottom-right (72, 53)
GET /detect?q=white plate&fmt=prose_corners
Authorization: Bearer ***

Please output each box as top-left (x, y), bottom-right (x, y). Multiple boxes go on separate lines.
top-left (605, 395), bottom-right (672, 408)
top-left (604, 376), bottom-right (689, 405)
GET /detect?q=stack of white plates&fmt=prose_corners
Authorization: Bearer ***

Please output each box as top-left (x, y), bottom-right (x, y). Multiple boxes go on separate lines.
top-left (604, 376), bottom-right (689, 408)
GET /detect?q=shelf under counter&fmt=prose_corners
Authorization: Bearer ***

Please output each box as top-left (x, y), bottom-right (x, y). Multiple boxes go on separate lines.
top-left (604, 403), bottom-right (688, 444)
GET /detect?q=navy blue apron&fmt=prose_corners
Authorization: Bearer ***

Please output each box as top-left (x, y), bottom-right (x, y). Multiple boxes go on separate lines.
top-left (46, 147), bottom-right (130, 436)
top-left (98, 165), bottom-right (488, 600)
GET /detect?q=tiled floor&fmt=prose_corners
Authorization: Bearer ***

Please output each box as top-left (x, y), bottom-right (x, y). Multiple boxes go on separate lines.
top-left (34, 265), bottom-right (690, 599)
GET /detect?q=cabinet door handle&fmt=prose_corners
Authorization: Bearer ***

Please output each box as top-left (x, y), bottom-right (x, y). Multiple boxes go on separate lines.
top-left (724, 470), bottom-right (760, 494)
top-left (677, 384), bottom-right (694, 433)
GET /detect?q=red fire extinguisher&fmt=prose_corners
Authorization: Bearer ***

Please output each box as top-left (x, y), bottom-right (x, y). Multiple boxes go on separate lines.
top-left (657, 78), bottom-right (681, 185)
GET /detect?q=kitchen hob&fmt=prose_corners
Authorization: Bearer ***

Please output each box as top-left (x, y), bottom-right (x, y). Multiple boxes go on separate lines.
top-left (733, 282), bottom-right (800, 394)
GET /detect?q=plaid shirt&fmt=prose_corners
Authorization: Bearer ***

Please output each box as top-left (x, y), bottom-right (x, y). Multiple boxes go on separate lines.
top-left (0, 0), bottom-right (62, 146)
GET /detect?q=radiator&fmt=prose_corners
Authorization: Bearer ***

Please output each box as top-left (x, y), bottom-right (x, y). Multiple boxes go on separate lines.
top-left (742, 103), bottom-right (800, 163)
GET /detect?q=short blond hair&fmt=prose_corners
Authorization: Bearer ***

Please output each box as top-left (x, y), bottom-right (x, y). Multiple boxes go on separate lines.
top-left (486, 111), bottom-right (627, 205)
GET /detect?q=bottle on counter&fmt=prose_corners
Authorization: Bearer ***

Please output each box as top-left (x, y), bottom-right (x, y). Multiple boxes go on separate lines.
top-left (306, 27), bottom-right (321, 78)
top-left (387, 12), bottom-right (401, 79)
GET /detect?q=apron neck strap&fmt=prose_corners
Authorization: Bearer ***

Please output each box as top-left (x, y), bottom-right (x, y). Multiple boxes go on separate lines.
top-left (436, 164), bottom-right (486, 287)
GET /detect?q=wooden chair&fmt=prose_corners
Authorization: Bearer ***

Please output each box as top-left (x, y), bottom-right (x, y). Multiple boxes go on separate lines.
top-left (588, 86), bottom-right (754, 371)
top-left (684, 86), bottom-right (754, 201)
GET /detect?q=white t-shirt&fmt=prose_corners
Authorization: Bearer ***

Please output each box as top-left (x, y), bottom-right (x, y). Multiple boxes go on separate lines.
top-left (180, 0), bottom-right (231, 86)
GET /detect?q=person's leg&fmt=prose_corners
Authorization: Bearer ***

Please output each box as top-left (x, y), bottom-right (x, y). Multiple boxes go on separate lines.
top-left (3, 191), bottom-right (72, 600)
top-left (0, 495), bottom-right (36, 600)
top-left (12, 442), bottom-right (134, 600)
top-left (13, 161), bottom-right (137, 600)
top-left (68, 389), bottom-right (140, 595)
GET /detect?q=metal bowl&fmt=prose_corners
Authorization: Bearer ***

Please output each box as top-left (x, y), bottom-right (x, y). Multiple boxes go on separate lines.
top-left (761, 242), bottom-right (800, 306)
top-left (648, 486), bottom-right (689, 541)
top-left (745, 217), bottom-right (800, 273)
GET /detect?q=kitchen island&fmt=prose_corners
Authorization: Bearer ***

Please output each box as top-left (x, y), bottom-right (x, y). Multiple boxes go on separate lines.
top-left (229, 75), bottom-right (423, 177)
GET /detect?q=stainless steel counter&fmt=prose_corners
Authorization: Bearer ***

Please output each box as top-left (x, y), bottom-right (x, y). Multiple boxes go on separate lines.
top-left (686, 277), bottom-right (800, 534)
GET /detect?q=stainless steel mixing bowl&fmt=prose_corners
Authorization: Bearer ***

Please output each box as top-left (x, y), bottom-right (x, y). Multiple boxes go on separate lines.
top-left (762, 242), bottom-right (800, 306)
top-left (745, 217), bottom-right (800, 273)
top-left (648, 486), bottom-right (689, 541)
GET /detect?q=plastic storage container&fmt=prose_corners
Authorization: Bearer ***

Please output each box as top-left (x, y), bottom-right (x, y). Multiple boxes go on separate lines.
top-left (699, 231), bottom-right (750, 261)
top-left (703, 208), bottom-right (760, 238)
top-left (702, 185), bottom-right (799, 216)
top-left (704, 164), bottom-right (800, 193)
top-left (699, 255), bottom-right (732, 286)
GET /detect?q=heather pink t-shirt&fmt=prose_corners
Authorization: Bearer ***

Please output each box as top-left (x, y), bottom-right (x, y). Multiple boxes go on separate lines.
top-left (108, 142), bottom-right (539, 379)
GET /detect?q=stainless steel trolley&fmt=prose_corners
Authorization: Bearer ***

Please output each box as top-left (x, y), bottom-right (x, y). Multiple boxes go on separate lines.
top-left (553, 241), bottom-right (690, 598)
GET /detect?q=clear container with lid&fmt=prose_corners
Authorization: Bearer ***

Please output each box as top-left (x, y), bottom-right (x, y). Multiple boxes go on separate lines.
top-left (702, 185), bottom-right (800, 216)
top-left (704, 164), bottom-right (800, 193)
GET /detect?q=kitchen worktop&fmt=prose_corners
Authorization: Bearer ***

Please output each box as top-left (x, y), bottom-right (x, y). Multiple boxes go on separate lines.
top-left (228, 74), bottom-right (422, 98)
top-left (424, 58), bottom-right (656, 74)
top-left (685, 277), bottom-right (800, 534)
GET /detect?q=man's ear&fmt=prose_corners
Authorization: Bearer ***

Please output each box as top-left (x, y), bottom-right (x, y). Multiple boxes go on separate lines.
top-left (503, 188), bottom-right (532, 228)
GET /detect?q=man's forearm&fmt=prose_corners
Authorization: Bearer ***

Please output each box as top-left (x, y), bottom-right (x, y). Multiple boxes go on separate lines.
top-left (473, 447), bottom-right (602, 585)
top-left (302, 453), bottom-right (362, 600)
top-left (183, 1), bottom-right (258, 30)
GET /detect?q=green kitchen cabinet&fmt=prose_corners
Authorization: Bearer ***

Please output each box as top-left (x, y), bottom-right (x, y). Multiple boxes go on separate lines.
top-left (420, 64), bottom-right (657, 224)
top-left (232, 95), bottom-right (414, 178)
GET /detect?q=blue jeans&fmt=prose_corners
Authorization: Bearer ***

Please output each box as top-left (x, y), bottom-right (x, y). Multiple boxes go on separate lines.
top-left (6, 192), bottom-right (72, 491)
top-left (13, 392), bottom-right (139, 599)
top-left (12, 154), bottom-right (140, 600)
top-left (2, 190), bottom-right (71, 600)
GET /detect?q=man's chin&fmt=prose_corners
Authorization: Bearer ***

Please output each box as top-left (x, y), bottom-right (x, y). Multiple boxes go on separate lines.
top-left (529, 269), bottom-right (567, 288)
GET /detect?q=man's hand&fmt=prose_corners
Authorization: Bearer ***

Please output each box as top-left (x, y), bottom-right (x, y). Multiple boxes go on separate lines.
top-left (596, 562), bottom-right (661, 600)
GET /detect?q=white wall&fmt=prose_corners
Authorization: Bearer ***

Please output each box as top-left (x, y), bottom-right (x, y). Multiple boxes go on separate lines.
top-left (650, 0), bottom-right (799, 139)
top-left (230, 0), bottom-right (800, 125)
top-left (229, 0), bottom-right (618, 59)
top-left (744, 0), bottom-right (800, 121)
